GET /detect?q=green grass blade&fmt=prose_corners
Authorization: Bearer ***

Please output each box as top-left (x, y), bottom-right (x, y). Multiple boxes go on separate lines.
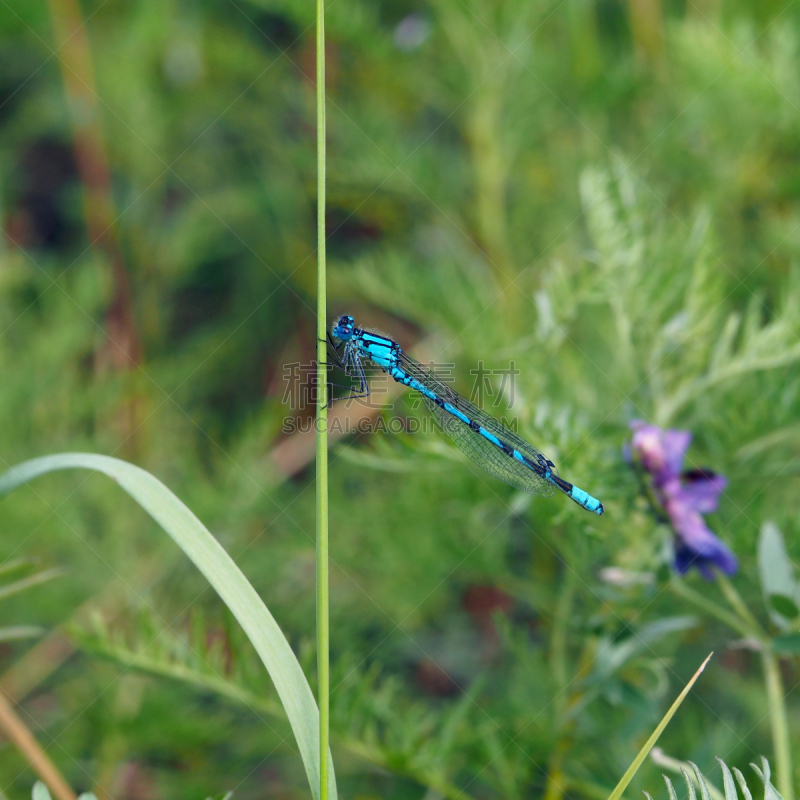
top-left (0, 568), bottom-right (66, 602)
top-left (0, 453), bottom-right (337, 800)
top-left (606, 653), bottom-right (712, 800)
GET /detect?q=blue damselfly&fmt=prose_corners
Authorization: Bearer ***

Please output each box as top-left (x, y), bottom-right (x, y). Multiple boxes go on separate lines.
top-left (327, 315), bottom-right (603, 515)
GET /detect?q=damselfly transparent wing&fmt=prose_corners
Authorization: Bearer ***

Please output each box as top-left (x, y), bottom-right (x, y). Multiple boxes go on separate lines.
top-left (398, 352), bottom-right (557, 496)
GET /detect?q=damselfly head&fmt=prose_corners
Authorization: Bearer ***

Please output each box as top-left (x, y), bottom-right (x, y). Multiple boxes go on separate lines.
top-left (332, 315), bottom-right (355, 341)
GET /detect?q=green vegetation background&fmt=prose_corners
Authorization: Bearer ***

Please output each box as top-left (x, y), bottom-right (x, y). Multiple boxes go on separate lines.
top-left (1, 0), bottom-right (800, 798)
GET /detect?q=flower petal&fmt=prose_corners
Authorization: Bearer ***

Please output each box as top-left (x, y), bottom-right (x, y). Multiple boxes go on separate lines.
top-left (630, 422), bottom-right (670, 477)
top-left (628, 420), bottom-right (736, 579)
top-left (662, 429), bottom-right (692, 480)
top-left (629, 421), bottom-right (691, 485)
top-left (678, 469), bottom-right (728, 513)
top-left (674, 541), bottom-right (723, 580)
top-left (666, 496), bottom-right (738, 576)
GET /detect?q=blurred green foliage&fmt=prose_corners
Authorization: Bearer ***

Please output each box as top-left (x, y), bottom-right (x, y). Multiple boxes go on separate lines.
top-left (1, 0), bottom-right (800, 798)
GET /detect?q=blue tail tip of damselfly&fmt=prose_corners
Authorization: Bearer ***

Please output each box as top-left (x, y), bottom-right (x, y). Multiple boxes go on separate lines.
top-left (581, 497), bottom-right (604, 515)
top-left (567, 483), bottom-right (604, 515)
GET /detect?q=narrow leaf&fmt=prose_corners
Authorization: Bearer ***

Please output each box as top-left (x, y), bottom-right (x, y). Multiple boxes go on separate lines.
top-left (0, 558), bottom-right (40, 580)
top-left (606, 653), bottom-right (712, 800)
top-left (0, 568), bottom-right (66, 602)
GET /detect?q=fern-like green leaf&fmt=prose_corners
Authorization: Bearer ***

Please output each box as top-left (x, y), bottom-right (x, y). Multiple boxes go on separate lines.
top-left (682, 768), bottom-right (698, 800)
top-left (650, 757), bottom-right (785, 800)
top-left (733, 768), bottom-right (753, 800)
top-left (690, 762), bottom-right (713, 800)
top-left (717, 758), bottom-right (740, 800)
top-left (664, 780), bottom-right (680, 800)
top-left (750, 757), bottom-right (784, 800)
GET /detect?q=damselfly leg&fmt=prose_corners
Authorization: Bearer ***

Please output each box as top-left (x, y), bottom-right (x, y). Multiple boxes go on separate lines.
top-left (322, 340), bottom-right (371, 407)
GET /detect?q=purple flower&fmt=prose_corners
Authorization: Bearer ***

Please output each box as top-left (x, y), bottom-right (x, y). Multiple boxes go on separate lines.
top-left (629, 421), bottom-right (737, 579)
top-left (629, 421), bottom-right (691, 488)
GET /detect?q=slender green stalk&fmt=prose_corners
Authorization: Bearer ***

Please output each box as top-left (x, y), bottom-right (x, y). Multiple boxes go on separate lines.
top-left (716, 574), bottom-right (767, 638)
top-left (674, 574), bottom-right (793, 800)
top-left (716, 575), bottom-right (793, 796)
top-left (761, 650), bottom-right (794, 800)
top-left (315, 0), bottom-right (330, 798)
top-left (668, 580), bottom-right (751, 639)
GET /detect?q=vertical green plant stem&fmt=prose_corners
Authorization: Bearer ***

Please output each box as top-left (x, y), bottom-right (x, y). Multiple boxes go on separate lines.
top-left (761, 649), bottom-right (794, 800)
top-left (673, 573), bottom-right (793, 800)
top-left (716, 574), bottom-right (766, 637)
top-left (713, 575), bottom-right (792, 800)
top-left (315, 0), bottom-right (329, 799)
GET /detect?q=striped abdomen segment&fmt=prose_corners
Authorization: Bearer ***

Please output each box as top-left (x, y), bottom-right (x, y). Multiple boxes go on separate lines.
top-left (550, 475), bottom-right (604, 514)
top-left (386, 364), bottom-right (549, 471)
top-left (386, 362), bottom-right (603, 514)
